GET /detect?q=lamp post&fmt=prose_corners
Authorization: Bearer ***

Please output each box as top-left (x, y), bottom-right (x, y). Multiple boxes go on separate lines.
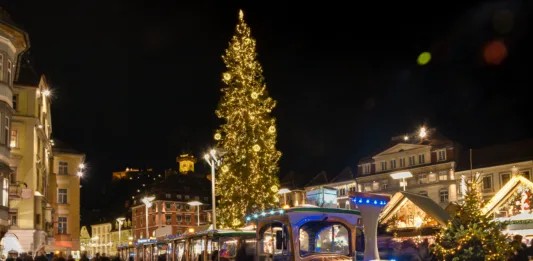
top-left (117, 217), bottom-right (125, 247)
top-left (390, 171), bottom-right (413, 191)
top-left (187, 201), bottom-right (203, 226)
top-left (204, 148), bottom-right (226, 230)
top-left (141, 196), bottom-right (155, 238)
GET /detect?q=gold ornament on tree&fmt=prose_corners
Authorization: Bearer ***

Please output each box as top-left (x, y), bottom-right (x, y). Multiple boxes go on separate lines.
top-left (214, 133), bottom-right (222, 140)
top-left (252, 144), bottom-right (261, 152)
top-left (271, 185), bottom-right (279, 193)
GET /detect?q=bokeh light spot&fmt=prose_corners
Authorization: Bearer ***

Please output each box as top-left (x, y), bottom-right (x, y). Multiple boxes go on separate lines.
top-left (417, 52), bottom-right (431, 65)
top-left (483, 40), bottom-right (507, 65)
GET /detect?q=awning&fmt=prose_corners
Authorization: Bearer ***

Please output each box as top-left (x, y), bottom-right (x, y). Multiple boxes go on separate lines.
top-left (380, 191), bottom-right (452, 226)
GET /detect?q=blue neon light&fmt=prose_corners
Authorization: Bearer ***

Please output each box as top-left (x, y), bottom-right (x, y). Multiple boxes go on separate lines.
top-left (352, 198), bottom-right (388, 206)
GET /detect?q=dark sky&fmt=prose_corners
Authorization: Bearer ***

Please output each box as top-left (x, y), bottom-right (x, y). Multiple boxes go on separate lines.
top-left (4, 1), bottom-right (533, 209)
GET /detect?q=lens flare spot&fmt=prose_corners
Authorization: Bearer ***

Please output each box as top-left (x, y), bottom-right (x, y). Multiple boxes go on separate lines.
top-left (417, 52), bottom-right (431, 65)
top-left (483, 40), bottom-right (507, 65)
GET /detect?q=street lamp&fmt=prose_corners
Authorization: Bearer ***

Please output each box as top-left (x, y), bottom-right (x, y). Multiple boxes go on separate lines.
top-left (390, 171), bottom-right (413, 191)
top-left (203, 148), bottom-right (227, 230)
top-left (188, 201), bottom-right (203, 226)
top-left (117, 217), bottom-right (126, 247)
top-left (141, 196), bottom-right (155, 238)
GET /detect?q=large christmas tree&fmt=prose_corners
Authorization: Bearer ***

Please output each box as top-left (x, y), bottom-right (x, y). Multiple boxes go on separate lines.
top-left (433, 177), bottom-right (513, 261)
top-left (214, 10), bottom-right (281, 228)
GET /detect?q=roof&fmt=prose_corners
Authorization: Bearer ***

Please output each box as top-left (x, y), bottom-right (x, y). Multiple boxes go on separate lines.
top-left (305, 171), bottom-right (328, 187)
top-left (52, 140), bottom-right (84, 155)
top-left (456, 139), bottom-right (533, 171)
top-left (380, 191), bottom-right (452, 226)
top-left (280, 171), bottom-right (309, 190)
top-left (14, 52), bottom-right (40, 86)
top-left (359, 128), bottom-right (455, 164)
top-left (329, 167), bottom-right (354, 184)
top-left (482, 175), bottom-right (533, 215)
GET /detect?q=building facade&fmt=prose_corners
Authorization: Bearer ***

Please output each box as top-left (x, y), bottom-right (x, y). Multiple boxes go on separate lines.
top-left (356, 128), bottom-right (459, 208)
top-left (305, 168), bottom-right (357, 209)
top-left (48, 141), bottom-right (84, 255)
top-left (0, 8), bottom-right (30, 244)
top-left (8, 74), bottom-right (54, 254)
top-left (131, 192), bottom-right (209, 239)
top-left (109, 219), bottom-right (132, 256)
top-left (91, 223), bottom-right (112, 256)
top-left (79, 226), bottom-right (91, 256)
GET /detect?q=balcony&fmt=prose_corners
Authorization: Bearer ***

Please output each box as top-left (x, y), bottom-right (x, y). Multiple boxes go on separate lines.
top-left (8, 184), bottom-right (22, 199)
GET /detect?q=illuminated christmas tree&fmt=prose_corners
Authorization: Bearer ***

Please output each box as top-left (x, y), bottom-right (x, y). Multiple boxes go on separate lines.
top-left (433, 177), bottom-right (513, 261)
top-left (214, 10), bottom-right (281, 228)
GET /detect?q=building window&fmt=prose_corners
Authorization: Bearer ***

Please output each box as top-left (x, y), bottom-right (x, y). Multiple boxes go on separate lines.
top-left (418, 154), bottom-right (425, 164)
top-left (177, 204), bottom-right (183, 210)
top-left (0, 54), bottom-right (3, 81)
top-left (58, 188), bottom-right (67, 204)
top-left (12, 94), bottom-right (18, 111)
top-left (185, 215), bottom-right (191, 223)
top-left (501, 173), bottom-right (511, 186)
top-left (338, 188), bottom-right (346, 196)
top-left (58, 217), bottom-right (67, 234)
top-left (439, 171), bottom-right (448, 181)
top-left (2, 178), bottom-right (7, 207)
top-left (9, 211), bottom-right (17, 226)
top-left (10, 168), bottom-right (16, 184)
top-left (428, 173), bottom-right (437, 182)
top-left (177, 194), bottom-right (182, 199)
top-left (439, 189), bottom-right (449, 202)
top-left (58, 161), bottom-right (68, 175)
top-left (418, 174), bottom-right (427, 184)
top-left (437, 150), bottom-right (446, 161)
top-left (381, 161), bottom-right (387, 171)
top-left (399, 158), bottom-right (405, 168)
top-left (185, 205), bottom-right (190, 211)
top-left (165, 203), bottom-right (171, 210)
top-left (482, 175), bottom-right (493, 191)
top-left (419, 191), bottom-right (428, 197)
top-left (165, 194), bottom-right (171, 199)
top-left (372, 182), bottom-right (379, 191)
top-left (166, 214), bottom-right (172, 225)
top-left (363, 164), bottom-right (371, 174)
top-left (10, 129), bottom-right (17, 148)
top-left (184, 195), bottom-right (190, 200)
top-left (409, 156), bottom-right (415, 166)
top-left (363, 183), bottom-right (372, 192)
top-left (390, 160), bottom-right (396, 169)
top-left (7, 60), bottom-right (11, 84)
top-left (177, 216), bottom-right (182, 223)
top-left (381, 183), bottom-right (388, 190)
top-left (4, 117), bottom-right (9, 145)
top-left (520, 170), bottom-right (531, 180)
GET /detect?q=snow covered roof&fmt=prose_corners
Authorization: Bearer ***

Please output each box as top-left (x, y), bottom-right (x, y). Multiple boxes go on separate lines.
top-left (380, 191), bottom-right (452, 226)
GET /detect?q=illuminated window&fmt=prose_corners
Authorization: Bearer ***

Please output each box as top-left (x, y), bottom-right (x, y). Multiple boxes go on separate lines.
top-left (185, 215), bottom-right (191, 223)
top-left (2, 178), bottom-right (7, 207)
top-left (10, 129), bottom-right (17, 148)
top-left (185, 205), bottom-right (190, 211)
top-left (439, 171), bottom-right (448, 181)
top-left (418, 174), bottom-right (427, 184)
top-left (177, 215), bottom-right (182, 223)
top-left (58, 217), bottom-right (67, 234)
top-left (58, 161), bottom-right (68, 175)
top-left (58, 188), bottom-right (67, 204)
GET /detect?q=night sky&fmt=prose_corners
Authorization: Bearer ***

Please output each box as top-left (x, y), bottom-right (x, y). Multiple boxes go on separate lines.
top-left (4, 1), bottom-right (533, 213)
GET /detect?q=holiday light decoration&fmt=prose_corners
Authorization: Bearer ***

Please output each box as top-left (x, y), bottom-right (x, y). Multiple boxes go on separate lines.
top-left (432, 177), bottom-right (513, 260)
top-left (215, 9), bottom-right (281, 228)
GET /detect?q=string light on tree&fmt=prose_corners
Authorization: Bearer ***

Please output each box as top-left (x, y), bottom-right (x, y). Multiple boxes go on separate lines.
top-left (432, 175), bottom-right (513, 260)
top-left (214, 9), bottom-right (281, 229)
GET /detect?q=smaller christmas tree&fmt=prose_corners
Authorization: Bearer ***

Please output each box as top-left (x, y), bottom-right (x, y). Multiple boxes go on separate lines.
top-left (433, 176), bottom-right (513, 261)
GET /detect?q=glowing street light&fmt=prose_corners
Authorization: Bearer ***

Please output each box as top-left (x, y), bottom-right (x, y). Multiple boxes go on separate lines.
top-left (79, 163), bottom-right (85, 169)
top-left (419, 127), bottom-right (427, 138)
top-left (43, 90), bottom-right (51, 97)
top-left (117, 217), bottom-right (126, 246)
top-left (203, 148), bottom-right (227, 230)
top-left (187, 201), bottom-right (203, 226)
top-left (141, 196), bottom-right (155, 238)
top-left (390, 171), bottom-right (413, 191)
top-left (77, 171), bottom-right (83, 177)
